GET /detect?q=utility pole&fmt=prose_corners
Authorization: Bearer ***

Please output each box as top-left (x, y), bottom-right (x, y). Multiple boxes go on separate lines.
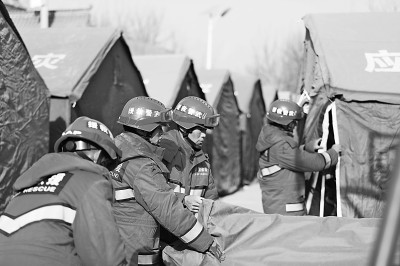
top-left (205, 7), bottom-right (231, 70)
top-left (40, 0), bottom-right (49, 28)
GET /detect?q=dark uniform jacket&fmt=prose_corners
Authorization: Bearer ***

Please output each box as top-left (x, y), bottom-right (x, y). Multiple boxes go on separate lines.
top-left (110, 132), bottom-right (213, 265)
top-left (159, 129), bottom-right (218, 202)
top-left (256, 124), bottom-right (339, 216)
top-left (0, 153), bottom-right (127, 266)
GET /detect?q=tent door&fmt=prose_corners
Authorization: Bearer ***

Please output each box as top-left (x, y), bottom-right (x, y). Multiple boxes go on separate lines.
top-left (305, 101), bottom-right (341, 217)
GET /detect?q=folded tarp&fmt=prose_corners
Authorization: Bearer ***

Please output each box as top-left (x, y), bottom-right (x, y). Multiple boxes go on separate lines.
top-left (163, 199), bottom-right (380, 266)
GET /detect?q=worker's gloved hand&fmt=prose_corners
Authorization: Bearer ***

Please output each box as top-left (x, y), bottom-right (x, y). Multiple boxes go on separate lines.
top-left (297, 90), bottom-right (311, 107)
top-left (303, 138), bottom-right (323, 152)
top-left (208, 239), bottom-right (226, 263)
top-left (184, 195), bottom-right (203, 213)
top-left (331, 144), bottom-right (342, 155)
top-left (313, 138), bottom-right (323, 151)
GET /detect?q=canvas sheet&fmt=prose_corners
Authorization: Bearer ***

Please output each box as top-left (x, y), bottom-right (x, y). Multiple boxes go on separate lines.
top-left (335, 100), bottom-right (400, 218)
top-left (163, 199), bottom-right (380, 266)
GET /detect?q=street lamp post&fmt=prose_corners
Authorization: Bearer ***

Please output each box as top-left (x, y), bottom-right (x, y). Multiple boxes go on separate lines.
top-left (40, 0), bottom-right (49, 28)
top-left (205, 7), bottom-right (231, 70)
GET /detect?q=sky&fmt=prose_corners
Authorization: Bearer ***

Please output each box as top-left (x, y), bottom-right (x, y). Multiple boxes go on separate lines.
top-left (88, 0), bottom-right (398, 105)
top-left (114, 0), bottom-right (370, 71)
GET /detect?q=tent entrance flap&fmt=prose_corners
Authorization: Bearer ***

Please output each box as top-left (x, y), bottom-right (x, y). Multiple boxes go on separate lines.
top-left (306, 101), bottom-right (340, 217)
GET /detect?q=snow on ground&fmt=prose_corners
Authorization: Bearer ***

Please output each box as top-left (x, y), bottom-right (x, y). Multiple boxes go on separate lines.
top-left (217, 180), bottom-right (264, 213)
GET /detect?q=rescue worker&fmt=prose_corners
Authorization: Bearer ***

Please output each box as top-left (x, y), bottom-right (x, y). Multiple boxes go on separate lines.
top-left (0, 116), bottom-right (129, 266)
top-left (110, 96), bottom-right (225, 266)
top-left (256, 99), bottom-right (342, 216)
top-left (159, 96), bottom-right (220, 215)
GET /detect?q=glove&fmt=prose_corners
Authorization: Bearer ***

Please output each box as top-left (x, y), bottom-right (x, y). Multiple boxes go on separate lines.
top-left (331, 144), bottom-right (342, 155)
top-left (297, 90), bottom-right (311, 107)
top-left (184, 195), bottom-right (203, 213)
top-left (208, 239), bottom-right (226, 263)
top-left (313, 138), bottom-right (323, 151)
top-left (303, 138), bottom-right (323, 152)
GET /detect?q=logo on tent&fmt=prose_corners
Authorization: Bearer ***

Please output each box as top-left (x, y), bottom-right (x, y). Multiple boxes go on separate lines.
top-left (365, 50), bottom-right (400, 72)
top-left (32, 53), bottom-right (66, 69)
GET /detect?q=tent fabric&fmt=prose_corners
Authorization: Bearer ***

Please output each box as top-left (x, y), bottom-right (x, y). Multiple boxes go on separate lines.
top-left (231, 73), bottom-right (266, 185)
top-left (300, 13), bottom-right (400, 218)
top-left (19, 27), bottom-right (122, 101)
top-left (335, 100), bottom-right (399, 217)
top-left (133, 54), bottom-right (205, 108)
top-left (19, 27), bottom-right (147, 151)
top-left (162, 199), bottom-right (380, 266)
top-left (0, 3), bottom-right (50, 213)
top-left (302, 13), bottom-right (400, 104)
top-left (197, 69), bottom-right (242, 196)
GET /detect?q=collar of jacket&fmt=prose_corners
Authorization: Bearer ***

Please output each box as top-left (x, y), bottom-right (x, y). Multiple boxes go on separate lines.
top-left (174, 130), bottom-right (208, 164)
top-left (116, 132), bottom-right (166, 161)
top-left (115, 132), bottom-right (169, 175)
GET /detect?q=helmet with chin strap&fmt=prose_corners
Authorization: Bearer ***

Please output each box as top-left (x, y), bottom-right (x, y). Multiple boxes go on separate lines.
top-left (117, 97), bottom-right (172, 132)
top-left (266, 99), bottom-right (303, 126)
top-left (172, 96), bottom-right (220, 130)
top-left (54, 116), bottom-right (121, 168)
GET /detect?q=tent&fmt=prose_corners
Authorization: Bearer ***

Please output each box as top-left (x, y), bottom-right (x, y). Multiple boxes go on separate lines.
top-left (197, 69), bottom-right (241, 196)
top-left (133, 54), bottom-right (205, 108)
top-left (299, 13), bottom-right (400, 218)
top-left (19, 27), bottom-right (147, 151)
top-left (231, 72), bottom-right (266, 185)
top-left (0, 2), bottom-right (49, 213)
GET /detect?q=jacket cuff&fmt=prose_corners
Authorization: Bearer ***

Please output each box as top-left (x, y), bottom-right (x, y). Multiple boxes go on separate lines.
top-left (326, 149), bottom-right (339, 167)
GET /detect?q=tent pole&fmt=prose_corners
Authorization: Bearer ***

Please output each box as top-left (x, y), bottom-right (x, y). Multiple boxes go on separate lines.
top-left (318, 102), bottom-right (333, 217)
top-left (331, 102), bottom-right (342, 217)
top-left (319, 175), bottom-right (326, 217)
top-left (306, 172), bottom-right (318, 214)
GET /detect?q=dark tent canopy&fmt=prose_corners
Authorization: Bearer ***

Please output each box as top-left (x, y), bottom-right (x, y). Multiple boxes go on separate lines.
top-left (197, 69), bottom-right (241, 196)
top-left (300, 13), bottom-right (400, 218)
top-left (133, 54), bottom-right (205, 108)
top-left (19, 27), bottom-right (147, 151)
top-left (0, 2), bottom-right (49, 213)
top-left (231, 72), bottom-right (266, 185)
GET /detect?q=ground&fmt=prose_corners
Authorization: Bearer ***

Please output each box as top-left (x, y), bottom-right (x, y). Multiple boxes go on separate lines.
top-left (218, 180), bottom-right (263, 213)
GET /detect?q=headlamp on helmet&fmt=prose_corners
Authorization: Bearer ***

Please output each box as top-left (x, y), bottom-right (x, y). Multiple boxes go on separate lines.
top-left (61, 140), bottom-right (99, 152)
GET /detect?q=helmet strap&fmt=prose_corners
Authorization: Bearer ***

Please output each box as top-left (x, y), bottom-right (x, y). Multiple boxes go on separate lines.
top-left (76, 150), bottom-right (93, 162)
top-left (178, 126), bottom-right (189, 138)
top-left (179, 127), bottom-right (202, 151)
